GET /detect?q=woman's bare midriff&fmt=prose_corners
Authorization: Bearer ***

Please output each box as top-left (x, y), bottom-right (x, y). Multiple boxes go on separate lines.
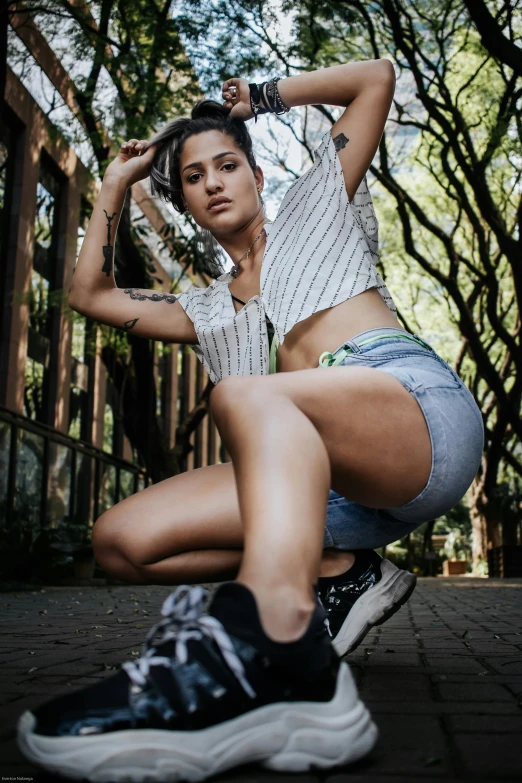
top-left (276, 288), bottom-right (405, 373)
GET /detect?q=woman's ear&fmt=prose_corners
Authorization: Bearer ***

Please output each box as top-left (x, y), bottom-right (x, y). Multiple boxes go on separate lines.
top-left (255, 165), bottom-right (264, 195)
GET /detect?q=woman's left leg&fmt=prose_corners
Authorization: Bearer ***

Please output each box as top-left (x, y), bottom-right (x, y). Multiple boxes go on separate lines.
top-left (210, 364), bottom-right (431, 643)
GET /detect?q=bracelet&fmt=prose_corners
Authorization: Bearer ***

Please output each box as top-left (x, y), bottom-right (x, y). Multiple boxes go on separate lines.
top-left (249, 77), bottom-right (290, 123)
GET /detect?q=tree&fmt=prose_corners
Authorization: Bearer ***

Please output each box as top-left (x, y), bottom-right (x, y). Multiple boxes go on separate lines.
top-left (5, 0), bottom-right (215, 481)
top-left (178, 0), bottom-right (522, 567)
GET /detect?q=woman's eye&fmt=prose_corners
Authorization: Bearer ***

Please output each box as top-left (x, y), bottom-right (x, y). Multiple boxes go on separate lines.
top-left (187, 163), bottom-right (236, 183)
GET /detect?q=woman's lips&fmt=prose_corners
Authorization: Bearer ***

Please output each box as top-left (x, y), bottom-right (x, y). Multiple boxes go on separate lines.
top-left (208, 201), bottom-right (231, 212)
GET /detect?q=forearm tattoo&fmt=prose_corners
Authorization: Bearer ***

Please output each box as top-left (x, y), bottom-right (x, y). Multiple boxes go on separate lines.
top-left (102, 210), bottom-right (117, 276)
top-left (333, 133), bottom-right (349, 152)
top-left (124, 288), bottom-right (178, 304)
top-left (123, 318), bottom-right (139, 331)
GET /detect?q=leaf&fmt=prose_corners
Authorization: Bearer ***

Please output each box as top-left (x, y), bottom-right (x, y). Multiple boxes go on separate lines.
top-left (106, 609), bottom-right (113, 615)
top-left (461, 630), bottom-right (472, 639)
top-left (423, 757), bottom-right (441, 767)
top-left (478, 671), bottom-right (489, 676)
top-left (28, 667), bottom-right (38, 673)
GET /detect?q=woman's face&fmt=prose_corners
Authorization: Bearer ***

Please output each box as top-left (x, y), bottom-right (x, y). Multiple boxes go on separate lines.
top-left (179, 130), bottom-right (263, 235)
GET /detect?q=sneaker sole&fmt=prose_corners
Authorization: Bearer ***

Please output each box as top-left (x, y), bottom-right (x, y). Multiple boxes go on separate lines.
top-left (17, 663), bottom-right (377, 782)
top-left (332, 559), bottom-right (417, 657)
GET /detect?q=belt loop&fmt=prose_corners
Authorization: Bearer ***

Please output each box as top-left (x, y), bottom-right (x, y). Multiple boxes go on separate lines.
top-left (343, 339), bottom-right (362, 354)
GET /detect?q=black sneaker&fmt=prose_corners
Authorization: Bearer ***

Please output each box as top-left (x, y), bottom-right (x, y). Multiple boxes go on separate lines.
top-left (18, 583), bottom-right (377, 781)
top-left (317, 550), bottom-right (417, 656)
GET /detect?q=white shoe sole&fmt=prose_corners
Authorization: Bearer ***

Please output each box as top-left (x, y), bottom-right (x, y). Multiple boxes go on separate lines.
top-left (17, 663), bottom-right (377, 782)
top-left (332, 559), bottom-right (417, 657)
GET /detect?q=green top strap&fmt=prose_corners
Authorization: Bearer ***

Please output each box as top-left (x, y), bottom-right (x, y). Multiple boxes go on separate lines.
top-left (269, 332), bottom-right (280, 374)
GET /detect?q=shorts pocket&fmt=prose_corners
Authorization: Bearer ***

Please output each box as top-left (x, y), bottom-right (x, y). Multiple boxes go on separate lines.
top-left (350, 353), bottom-right (463, 390)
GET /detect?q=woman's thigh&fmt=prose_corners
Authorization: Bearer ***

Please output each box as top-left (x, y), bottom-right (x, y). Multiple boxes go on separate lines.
top-left (92, 463), bottom-right (244, 567)
top-left (92, 461), bottom-right (407, 568)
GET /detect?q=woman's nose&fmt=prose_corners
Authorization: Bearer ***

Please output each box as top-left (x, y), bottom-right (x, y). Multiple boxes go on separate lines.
top-left (205, 171), bottom-right (223, 193)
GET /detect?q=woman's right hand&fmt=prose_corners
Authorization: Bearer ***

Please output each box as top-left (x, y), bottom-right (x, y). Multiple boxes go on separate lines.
top-left (104, 139), bottom-right (157, 187)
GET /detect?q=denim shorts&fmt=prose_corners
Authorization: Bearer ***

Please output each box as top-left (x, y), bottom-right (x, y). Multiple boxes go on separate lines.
top-left (321, 327), bottom-right (484, 550)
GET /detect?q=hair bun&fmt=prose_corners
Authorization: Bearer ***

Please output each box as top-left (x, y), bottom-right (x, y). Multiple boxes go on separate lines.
top-left (191, 99), bottom-right (232, 121)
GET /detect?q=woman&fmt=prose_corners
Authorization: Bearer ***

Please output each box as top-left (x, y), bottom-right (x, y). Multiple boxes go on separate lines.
top-left (18, 61), bottom-right (484, 781)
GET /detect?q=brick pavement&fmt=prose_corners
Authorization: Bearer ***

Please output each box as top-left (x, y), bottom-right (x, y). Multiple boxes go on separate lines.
top-left (0, 577), bottom-right (521, 782)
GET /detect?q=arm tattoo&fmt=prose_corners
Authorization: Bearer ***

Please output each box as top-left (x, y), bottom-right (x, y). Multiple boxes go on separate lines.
top-left (102, 210), bottom-right (117, 276)
top-left (124, 288), bottom-right (178, 304)
top-left (123, 318), bottom-right (139, 331)
top-left (333, 133), bottom-right (349, 152)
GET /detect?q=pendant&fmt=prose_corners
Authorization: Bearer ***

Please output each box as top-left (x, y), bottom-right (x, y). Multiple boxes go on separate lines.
top-left (230, 266), bottom-right (239, 278)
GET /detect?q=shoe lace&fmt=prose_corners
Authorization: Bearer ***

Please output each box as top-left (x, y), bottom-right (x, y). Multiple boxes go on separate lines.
top-left (122, 585), bottom-right (256, 699)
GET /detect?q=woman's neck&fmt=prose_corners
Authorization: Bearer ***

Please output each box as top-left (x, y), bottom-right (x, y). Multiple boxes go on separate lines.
top-left (216, 213), bottom-right (269, 267)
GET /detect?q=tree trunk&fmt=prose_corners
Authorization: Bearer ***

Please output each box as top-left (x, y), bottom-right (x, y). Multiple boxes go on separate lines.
top-left (469, 475), bottom-right (504, 572)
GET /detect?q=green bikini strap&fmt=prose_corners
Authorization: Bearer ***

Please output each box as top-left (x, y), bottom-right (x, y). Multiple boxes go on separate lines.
top-left (269, 332), bottom-right (280, 374)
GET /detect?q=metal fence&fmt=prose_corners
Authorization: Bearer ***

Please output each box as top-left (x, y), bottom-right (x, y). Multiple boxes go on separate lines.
top-left (0, 405), bottom-right (147, 553)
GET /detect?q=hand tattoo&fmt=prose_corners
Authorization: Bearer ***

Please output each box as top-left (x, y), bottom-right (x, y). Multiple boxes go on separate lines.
top-left (333, 133), bottom-right (349, 152)
top-left (102, 210), bottom-right (117, 276)
top-left (124, 288), bottom-right (178, 304)
top-left (123, 318), bottom-right (139, 331)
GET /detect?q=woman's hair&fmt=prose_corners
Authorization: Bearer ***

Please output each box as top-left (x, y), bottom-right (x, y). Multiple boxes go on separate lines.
top-left (145, 100), bottom-right (259, 279)
top-left (146, 100), bottom-right (257, 214)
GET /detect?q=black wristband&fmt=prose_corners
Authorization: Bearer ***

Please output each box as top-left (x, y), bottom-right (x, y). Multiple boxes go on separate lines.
top-left (249, 78), bottom-right (290, 122)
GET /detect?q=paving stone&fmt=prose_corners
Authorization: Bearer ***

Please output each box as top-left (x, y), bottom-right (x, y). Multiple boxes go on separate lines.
top-left (445, 714), bottom-right (522, 733)
top-left (354, 714), bottom-right (451, 777)
top-left (423, 656), bottom-right (486, 673)
top-left (453, 734), bottom-right (522, 778)
top-left (359, 672), bottom-right (432, 701)
top-left (486, 657), bottom-right (522, 675)
top-left (436, 682), bottom-right (515, 702)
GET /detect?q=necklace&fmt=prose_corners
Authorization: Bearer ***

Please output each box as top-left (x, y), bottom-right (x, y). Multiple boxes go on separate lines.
top-left (230, 228), bottom-right (265, 279)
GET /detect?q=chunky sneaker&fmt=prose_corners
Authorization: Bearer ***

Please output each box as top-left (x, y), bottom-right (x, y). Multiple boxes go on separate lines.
top-left (317, 549), bottom-right (417, 656)
top-left (18, 583), bottom-right (377, 781)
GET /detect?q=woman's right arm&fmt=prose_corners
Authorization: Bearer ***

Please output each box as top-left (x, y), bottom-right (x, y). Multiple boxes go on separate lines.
top-left (68, 139), bottom-right (198, 345)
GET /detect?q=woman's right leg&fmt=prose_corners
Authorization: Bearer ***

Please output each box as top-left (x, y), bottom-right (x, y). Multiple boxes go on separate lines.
top-left (92, 463), bottom-right (246, 585)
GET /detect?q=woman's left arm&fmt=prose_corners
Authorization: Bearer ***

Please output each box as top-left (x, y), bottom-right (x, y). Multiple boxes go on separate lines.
top-left (277, 61), bottom-right (395, 200)
top-left (223, 61), bottom-right (395, 201)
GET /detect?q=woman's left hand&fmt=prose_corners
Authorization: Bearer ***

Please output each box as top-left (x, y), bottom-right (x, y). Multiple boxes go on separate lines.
top-left (222, 78), bottom-right (253, 120)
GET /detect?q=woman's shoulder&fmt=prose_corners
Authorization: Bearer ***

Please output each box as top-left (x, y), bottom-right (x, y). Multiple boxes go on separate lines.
top-left (177, 274), bottom-right (230, 301)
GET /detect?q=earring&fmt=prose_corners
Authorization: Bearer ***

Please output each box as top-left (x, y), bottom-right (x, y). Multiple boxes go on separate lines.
top-left (257, 186), bottom-right (263, 194)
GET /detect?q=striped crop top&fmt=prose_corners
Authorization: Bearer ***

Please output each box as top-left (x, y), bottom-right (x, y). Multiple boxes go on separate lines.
top-left (175, 130), bottom-right (397, 385)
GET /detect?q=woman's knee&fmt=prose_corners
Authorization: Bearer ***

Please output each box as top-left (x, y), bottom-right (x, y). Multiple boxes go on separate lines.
top-left (210, 376), bottom-right (269, 423)
top-left (91, 510), bottom-right (118, 560)
top-left (90, 511), bottom-right (142, 581)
